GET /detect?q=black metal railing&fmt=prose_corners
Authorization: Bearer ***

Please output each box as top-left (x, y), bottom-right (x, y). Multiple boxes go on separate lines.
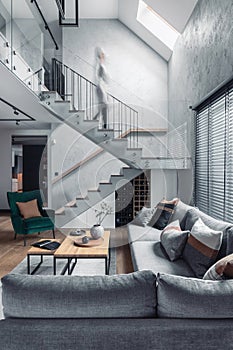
top-left (30, 0), bottom-right (59, 50)
top-left (52, 58), bottom-right (139, 148)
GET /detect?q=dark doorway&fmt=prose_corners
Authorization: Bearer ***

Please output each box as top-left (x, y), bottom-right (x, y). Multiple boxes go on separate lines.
top-left (23, 145), bottom-right (45, 191)
top-left (12, 136), bottom-right (48, 204)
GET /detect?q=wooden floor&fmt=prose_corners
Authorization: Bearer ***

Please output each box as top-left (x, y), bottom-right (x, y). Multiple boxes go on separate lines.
top-left (0, 213), bottom-right (134, 278)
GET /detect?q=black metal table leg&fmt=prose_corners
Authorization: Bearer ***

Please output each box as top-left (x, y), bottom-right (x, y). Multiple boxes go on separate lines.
top-left (27, 254), bottom-right (44, 275)
top-left (54, 257), bottom-right (57, 275)
top-left (27, 254), bottom-right (30, 274)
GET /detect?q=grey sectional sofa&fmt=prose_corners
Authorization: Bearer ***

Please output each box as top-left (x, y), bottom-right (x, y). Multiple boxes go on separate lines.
top-left (1, 200), bottom-right (233, 350)
top-left (128, 200), bottom-right (233, 276)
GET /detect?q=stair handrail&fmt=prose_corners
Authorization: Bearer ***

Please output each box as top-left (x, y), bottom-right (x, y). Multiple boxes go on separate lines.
top-left (52, 148), bottom-right (104, 184)
top-left (52, 58), bottom-right (139, 148)
top-left (52, 58), bottom-right (138, 111)
top-left (30, 0), bottom-right (59, 50)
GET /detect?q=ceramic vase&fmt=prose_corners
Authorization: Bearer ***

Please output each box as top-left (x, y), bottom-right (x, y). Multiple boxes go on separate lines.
top-left (90, 224), bottom-right (104, 239)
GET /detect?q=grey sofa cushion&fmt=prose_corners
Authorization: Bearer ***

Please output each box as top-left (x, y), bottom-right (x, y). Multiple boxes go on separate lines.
top-left (183, 218), bottom-right (223, 278)
top-left (180, 209), bottom-right (199, 231)
top-left (171, 199), bottom-right (193, 223)
top-left (127, 224), bottom-right (161, 243)
top-left (148, 199), bottom-right (178, 230)
top-left (160, 220), bottom-right (189, 261)
top-left (2, 271), bottom-right (157, 319)
top-left (130, 206), bottom-right (156, 227)
top-left (157, 273), bottom-right (233, 318)
top-left (130, 241), bottom-right (195, 277)
top-left (196, 209), bottom-right (233, 259)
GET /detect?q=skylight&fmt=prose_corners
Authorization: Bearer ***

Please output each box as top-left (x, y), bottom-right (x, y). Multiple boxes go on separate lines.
top-left (137, 0), bottom-right (180, 51)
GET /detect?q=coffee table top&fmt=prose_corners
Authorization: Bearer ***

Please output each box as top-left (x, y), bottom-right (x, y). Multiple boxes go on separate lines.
top-left (27, 239), bottom-right (62, 255)
top-left (54, 231), bottom-right (110, 258)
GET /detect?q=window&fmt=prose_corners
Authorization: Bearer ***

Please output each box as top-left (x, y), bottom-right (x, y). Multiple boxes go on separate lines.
top-left (194, 81), bottom-right (233, 221)
top-left (137, 0), bottom-right (179, 51)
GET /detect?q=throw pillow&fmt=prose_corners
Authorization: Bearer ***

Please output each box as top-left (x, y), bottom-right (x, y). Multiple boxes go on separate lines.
top-left (182, 218), bottom-right (223, 278)
top-left (203, 253), bottom-right (233, 280)
top-left (148, 198), bottom-right (179, 230)
top-left (160, 220), bottom-right (189, 261)
top-left (16, 199), bottom-right (41, 219)
top-left (130, 206), bottom-right (156, 227)
top-left (180, 209), bottom-right (199, 231)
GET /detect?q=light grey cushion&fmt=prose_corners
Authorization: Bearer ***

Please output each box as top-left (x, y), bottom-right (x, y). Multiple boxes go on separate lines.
top-left (2, 271), bottom-right (157, 319)
top-left (196, 209), bottom-right (233, 259)
top-left (160, 220), bottom-right (189, 261)
top-left (183, 218), bottom-right (223, 278)
top-left (127, 224), bottom-right (161, 243)
top-left (157, 273), bottom-right (233, 318)
top-left (130, 206), bottom-right (156, 227)
top-left (130, 241), bottom-right (195, 277)
top-left (171, 199), bottom-right (193, 223)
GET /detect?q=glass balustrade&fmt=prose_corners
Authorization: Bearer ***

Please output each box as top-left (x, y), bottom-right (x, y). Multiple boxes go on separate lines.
top-left (0, 0), bottom-right (57, 94)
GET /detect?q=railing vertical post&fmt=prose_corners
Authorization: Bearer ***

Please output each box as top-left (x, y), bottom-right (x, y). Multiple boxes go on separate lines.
top-left (59, 61), bottom-right (62, 98)
top-left (80, 76), bottom-right (83, 111)
top-left (71, 70), bottom-right (74, 109)
top-left (113, 98), bottom-right (115, 138)
top-left (120, 103), bottom-right (123, 139)
top-left (78, 74), bottom-right (80, 111)
top-left (130, 109), bottom-right (132, 149)
top-left (85, 80), bottom-right (88, 120)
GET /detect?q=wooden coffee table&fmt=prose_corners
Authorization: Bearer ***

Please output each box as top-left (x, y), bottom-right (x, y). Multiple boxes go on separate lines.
top-left (27, 239), bottom-right (61, 275)
top-left (53, 231), bottom-right (111, 275)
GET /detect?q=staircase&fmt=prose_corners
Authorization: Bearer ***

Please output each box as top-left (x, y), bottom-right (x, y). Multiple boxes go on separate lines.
top-left (39, 59), bottom-right (190, 227)
top-left (55, 166), bottom-right (142, 227)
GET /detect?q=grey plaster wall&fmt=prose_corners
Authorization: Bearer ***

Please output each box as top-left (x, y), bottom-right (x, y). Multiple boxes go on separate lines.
top-left (63, 19), bottom-right (168, 125)
top-left (50, 123), bottom-right (124, 211)
top-left (168, 0), bottom-right (233, 203)
top-left (168, 0), bottom-right (233, 139)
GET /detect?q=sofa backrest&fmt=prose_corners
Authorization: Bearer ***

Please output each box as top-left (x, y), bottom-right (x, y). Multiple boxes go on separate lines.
top-left (2, 271), bottom-right (233, 320)
top-left (1, 271), bottom-right (156, 319)
top-left (157, 273), bottom-right (233, 319)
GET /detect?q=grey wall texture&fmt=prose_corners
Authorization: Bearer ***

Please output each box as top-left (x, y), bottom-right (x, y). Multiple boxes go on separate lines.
top-left (168, 0), bottom-right (233, 203)
top-left (63, 19), bottom-right (168, 124)
top-left (168, 0), bottom-right (233, 136)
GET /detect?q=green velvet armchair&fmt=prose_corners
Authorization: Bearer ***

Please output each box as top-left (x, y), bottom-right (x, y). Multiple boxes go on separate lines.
top-left (7, 190), bottom-right (55, 246)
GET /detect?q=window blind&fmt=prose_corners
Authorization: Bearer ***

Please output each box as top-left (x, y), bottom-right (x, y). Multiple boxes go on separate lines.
top-left (195, 83), bottom-right (233, 222)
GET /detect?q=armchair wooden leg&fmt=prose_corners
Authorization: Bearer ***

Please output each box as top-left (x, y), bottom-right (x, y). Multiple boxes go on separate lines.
top-left (14, 233), bottom-right (17, 240)
top-left (52, 229), bottom-right (55, 239)
top-left (24, 235), bottom-right (26, 246)
top-left (38, 232), bottom-right (40, 235)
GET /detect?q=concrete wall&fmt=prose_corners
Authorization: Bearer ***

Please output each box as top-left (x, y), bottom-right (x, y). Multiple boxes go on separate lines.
top-left (168, 0), bottom-right (233, 140)
top-left (168, 0), bottom-right (233, 203)
top-left (62, 19), bottom-right (168, 127)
